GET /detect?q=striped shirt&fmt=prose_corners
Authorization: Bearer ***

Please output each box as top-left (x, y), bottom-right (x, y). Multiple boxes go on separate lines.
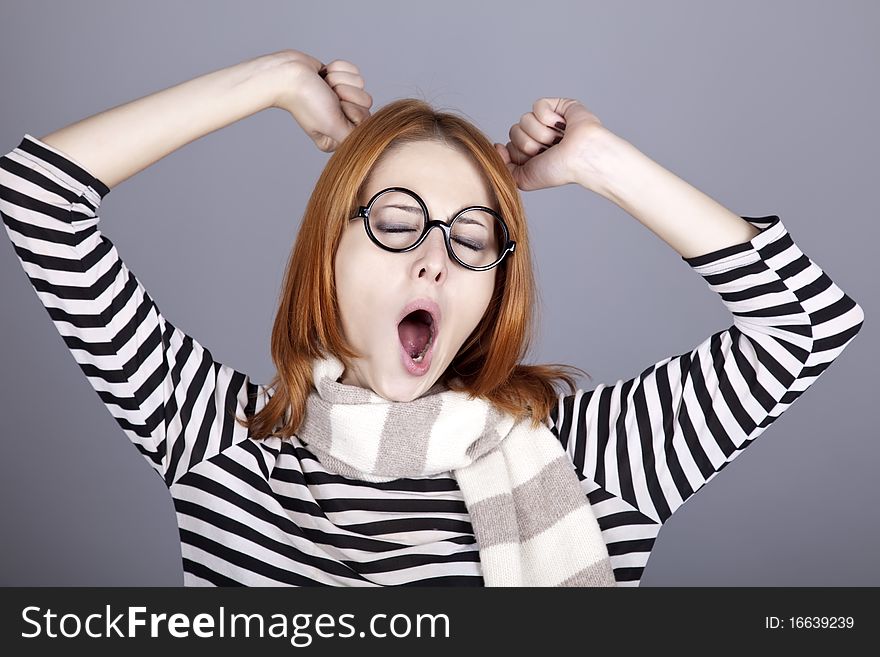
top-left (0, 133), bottom-right (865, 586)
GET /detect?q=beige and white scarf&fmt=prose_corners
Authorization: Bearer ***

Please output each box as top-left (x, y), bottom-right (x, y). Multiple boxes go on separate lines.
top-left (296, 354), bottom-right (617, 587)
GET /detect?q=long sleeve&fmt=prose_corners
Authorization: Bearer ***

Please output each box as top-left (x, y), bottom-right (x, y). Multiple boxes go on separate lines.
top-left (547, 212), bottom-right (864, 582)
top-left (0, 134), bottom-right (258, 487)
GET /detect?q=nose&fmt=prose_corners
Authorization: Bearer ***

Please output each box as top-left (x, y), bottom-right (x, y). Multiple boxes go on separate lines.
top-left (412, 224), bottom-right (449, 281)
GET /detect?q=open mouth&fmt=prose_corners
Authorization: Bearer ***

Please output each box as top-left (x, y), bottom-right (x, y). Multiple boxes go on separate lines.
top-left (397, 308), bottom-right (435, 364)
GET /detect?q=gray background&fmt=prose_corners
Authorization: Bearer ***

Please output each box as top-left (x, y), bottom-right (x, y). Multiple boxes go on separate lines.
top-left (0, 0), bottom-right (876, 586)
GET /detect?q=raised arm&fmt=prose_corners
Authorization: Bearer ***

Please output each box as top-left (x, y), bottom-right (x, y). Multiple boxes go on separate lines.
top-left (543, 113), bottom-right (863, 527)
top-left (497, 97), bottom-right (864, 583)
top-left (1, 50), bottom-right (372, 486)
top-left (37, 48), bottom-right (373, 189)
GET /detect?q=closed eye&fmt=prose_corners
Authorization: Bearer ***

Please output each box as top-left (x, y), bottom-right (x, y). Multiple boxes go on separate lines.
top-left (453, 237), bottom-right (485, 251)
top-left (376, 224), bottom-right (419, 233)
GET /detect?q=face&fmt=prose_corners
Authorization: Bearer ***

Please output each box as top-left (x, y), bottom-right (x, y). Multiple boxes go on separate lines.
top-left (334, 140), bottom-right (500, 401)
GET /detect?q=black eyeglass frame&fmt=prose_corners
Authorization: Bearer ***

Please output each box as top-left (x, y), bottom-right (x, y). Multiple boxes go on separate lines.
top-left (351, 186), bottom-right (517, 272)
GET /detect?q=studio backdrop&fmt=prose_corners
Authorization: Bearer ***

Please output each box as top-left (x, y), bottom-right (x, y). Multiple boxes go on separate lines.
top-left (0, 0), bottom-right (876, 586)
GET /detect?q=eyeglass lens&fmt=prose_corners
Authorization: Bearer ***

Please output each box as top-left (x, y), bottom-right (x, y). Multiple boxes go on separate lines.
top-left (368, 190), bottom-right (506, 268)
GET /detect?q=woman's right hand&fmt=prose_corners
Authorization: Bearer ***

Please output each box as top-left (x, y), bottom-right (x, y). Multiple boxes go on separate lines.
top-left (267, 49), bottom-right (373, 153)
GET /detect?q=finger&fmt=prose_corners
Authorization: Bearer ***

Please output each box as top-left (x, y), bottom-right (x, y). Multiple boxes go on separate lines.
top-left (532, 98), bottom-right (569, 130)
top-left (505, 138), bottom-right (531, 166)
top-left (319, 97), bottom-right (366, 146)
top-left (323, 59), bottom-right (363, 77)
top-left (509, 124), bottom-right (544, 159)
top-left (519, 111), bottom-right (562, 147)
top-left (493, 142), bottom-right (511, 166)
top-left (323, 69), bottom-right (366, 90)
top-left (340, 99), bottom-right (370, 125)
top-left (332, 82), bottom-right (373, 110)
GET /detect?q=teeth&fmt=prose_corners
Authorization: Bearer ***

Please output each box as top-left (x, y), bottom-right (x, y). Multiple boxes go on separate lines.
top-left (411, 335), bottom-right (432, 363)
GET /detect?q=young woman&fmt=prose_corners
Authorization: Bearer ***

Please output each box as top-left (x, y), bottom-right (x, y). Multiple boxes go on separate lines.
top-left (0, 49), bottom-right (864, 586)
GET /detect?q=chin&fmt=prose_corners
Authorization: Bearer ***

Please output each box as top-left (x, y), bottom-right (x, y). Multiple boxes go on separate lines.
top-left (372, 380), bottom-right (425, 403)
top-left (371, 369), bottom-right (440, 403)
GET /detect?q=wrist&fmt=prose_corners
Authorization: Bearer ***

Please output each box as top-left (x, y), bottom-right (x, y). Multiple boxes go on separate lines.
top-left (254, 50), bottom-right (320, 113)
top-left (240, 53), bottom-right (296, 112)
top-left (571, 127), bottom-right (634, 201)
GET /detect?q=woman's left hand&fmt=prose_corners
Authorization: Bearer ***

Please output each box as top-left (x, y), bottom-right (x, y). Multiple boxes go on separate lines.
top-left (495, 97), bottom-right (608, 192)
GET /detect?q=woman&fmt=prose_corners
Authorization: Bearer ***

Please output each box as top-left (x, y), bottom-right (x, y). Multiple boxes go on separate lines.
top-left (0, 49), bottom-right (864, 586)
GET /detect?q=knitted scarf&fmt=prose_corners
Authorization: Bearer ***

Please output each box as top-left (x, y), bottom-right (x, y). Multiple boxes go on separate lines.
top-left (295, 354), bottom-right (616, 587)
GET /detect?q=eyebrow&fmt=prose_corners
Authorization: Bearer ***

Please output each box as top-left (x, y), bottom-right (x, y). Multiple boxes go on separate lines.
top-left (386, 204), bottom-right (423, 215)
top-left (386, 203), bottom-right (490, 228)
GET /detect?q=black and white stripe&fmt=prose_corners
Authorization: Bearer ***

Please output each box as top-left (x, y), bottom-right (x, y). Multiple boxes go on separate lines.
top-left (1, 134), bottom-right (864, 586)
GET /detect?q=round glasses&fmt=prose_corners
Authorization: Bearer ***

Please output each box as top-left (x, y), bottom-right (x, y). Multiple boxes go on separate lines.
top-left (351, 187), bottom-right (516, 271)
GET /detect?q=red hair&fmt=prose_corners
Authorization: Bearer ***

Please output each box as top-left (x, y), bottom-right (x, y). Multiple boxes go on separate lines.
top-left (237, 98), bottom-right (590, 438)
